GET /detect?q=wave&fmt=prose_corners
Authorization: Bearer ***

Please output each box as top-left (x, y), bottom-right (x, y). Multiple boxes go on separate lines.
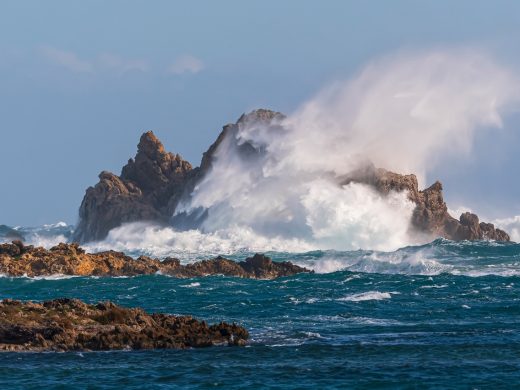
top-left (0, 222), bottom-right (74, 248)
top-left (337, 291), bottom-right (392, 302)
top-left (3, 221), bottom-right (520, 277)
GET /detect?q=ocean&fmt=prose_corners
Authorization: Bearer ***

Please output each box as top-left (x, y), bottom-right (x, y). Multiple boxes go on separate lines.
top-left (1, 225), bottom-right (520, 388)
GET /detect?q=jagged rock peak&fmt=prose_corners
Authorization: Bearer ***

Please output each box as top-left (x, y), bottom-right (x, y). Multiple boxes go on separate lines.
top-left (237, 108), bottom-right (286, 126)
top-left (137, 130), bottom-right (167, 159)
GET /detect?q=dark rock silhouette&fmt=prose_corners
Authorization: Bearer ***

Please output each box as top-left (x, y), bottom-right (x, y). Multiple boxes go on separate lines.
top-left (0, 298), bottom-right (248, 352)
top-left (0, 241), bottom-right (311, 278)
top-left (73, 131), bottom-right (193, 243)
top-left (73, 109), bottom-right (510, 243)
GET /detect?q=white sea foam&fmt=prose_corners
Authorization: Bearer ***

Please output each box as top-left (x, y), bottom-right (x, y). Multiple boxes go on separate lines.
top-left (19, 274), bottom-right (78, 280)
top-left (420, 284), bottom-right (448, 289)
top-left (494, 215), bottom-right (520, 242)
top-left (337, 291), bottom-right (392, 302)
top-left (85, 222), bottom-right (315, 260)
top-left (25, 234), bottom-right (70, 249)
top-left (305, 247), bottom-right (450, 275)
top-left (180, 282), bottom-right (201, 288)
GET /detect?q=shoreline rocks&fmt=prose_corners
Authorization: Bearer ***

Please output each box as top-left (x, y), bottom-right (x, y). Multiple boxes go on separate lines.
top-left (0, 241), bottom-right (312, 279)
top-left (0, 298), bottom-right (248, 352)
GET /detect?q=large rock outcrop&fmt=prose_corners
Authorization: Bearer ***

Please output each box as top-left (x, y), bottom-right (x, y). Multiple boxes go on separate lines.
top-left (340, 165), bottom-right (509, 241)
top-left (0, 298), bottom-right (248, 352)
top-left (73, 109), bottom-right (510, 243)
top-left (73, 132), bottom-right (193, 243)
top-left (0, 241), bottom-right (311, 278)
top-left (73, 110), bottom-right (282, 243)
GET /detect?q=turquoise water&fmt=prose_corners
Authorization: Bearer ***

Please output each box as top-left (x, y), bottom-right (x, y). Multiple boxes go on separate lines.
top-left (1, 239), bottom-right (520, 388)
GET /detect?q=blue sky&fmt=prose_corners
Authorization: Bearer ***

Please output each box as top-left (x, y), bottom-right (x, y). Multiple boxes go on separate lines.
top-left (1, 0), bottom-right (520, 226)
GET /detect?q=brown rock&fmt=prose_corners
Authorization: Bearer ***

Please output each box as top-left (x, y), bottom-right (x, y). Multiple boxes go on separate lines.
top-left (340, 165), bottom-right (509, 241)
top-left (73, 109), bottom-right (510, 243)
top-left (74, 110), bottom-right (286, 243)
top-left (0, 298), bottom-right (248, 352)
top-left (0, 242), bottom-right (312, 279)
top-left (73, 131), bottom-right (193, 243)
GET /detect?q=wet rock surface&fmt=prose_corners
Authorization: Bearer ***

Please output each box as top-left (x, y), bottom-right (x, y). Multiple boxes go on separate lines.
top-left (0, 242), bottom-right (311, 278)
top-left (340, 165), bottom-right (509, 241)
top-left (0, 298), bottom-right (248, 352)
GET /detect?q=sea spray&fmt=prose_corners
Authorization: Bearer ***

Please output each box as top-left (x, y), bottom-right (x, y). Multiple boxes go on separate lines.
top-left (174, 49), bottom-right (518, 251)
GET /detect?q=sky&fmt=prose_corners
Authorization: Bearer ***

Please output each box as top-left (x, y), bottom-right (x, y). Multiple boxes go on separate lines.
top-left (1, 0), bottom-right (520, 226)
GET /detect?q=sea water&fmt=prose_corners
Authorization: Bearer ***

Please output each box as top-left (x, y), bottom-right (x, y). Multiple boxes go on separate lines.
top-left (1, 229), bottom-right (520, 388)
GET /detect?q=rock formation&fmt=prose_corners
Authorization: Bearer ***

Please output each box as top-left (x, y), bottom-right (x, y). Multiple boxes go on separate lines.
top-left (0, 298), bottom-right (248, 351)
top-left (73, 110), bottom-right (284, 243)
top-left (73, 131), bottom-right (194, 243)
top-left (339, 165), bottom-right (509, 241)
top-left (73, 109), bottom-right (510, 243)
top-left (0, 241), bottom-right (311, 278)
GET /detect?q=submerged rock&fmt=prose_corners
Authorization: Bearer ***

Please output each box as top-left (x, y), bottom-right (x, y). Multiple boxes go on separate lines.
top-left (0, 242), bottom-right (311, 278)
top-left (0, 298), bottom-right (248, 352)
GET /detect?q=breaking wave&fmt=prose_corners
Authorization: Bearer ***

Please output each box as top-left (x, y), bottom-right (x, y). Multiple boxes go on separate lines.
top-left (173, 48), bottom-right (518, 252)
top-left (2, 222), bottom-right (520, 277)
top-left (2, 49), bottom-right (520, 278)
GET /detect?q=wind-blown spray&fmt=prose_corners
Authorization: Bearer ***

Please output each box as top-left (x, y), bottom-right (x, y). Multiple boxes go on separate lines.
top-left (177, 49), bottom-right (518, 251)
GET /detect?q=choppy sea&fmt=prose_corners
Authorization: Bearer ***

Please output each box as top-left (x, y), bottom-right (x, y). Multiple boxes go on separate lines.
top-left (1, 224), bottom-right (520, 388)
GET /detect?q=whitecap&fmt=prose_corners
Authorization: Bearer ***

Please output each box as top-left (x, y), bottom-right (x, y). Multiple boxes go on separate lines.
top-left (180, 282), bottom-right (201, 288)
top-left (337, 291), bottom-right (392, 302)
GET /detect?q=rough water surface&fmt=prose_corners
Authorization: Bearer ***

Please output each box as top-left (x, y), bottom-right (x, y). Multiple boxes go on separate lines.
top-left (0, 235), bottom-right (520, 388)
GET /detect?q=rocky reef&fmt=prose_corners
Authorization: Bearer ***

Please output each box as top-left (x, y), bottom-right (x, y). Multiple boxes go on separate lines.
top-left (0, 241), bottom-right (311, 278)
top-left (0, 298), bottom-right (248, 352)
top-left (73, 109), bottom-right (509, 243)
top-left (72, 110), bottom-right (284, 243)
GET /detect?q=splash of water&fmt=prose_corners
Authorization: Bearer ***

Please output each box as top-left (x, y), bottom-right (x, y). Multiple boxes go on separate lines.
top-left (177, 48), bottom-right (518, 251)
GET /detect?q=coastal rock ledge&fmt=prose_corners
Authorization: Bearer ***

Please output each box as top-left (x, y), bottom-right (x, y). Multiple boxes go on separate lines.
top-left (0, 298), bottom-right (248, 352)
top-left (0, 241), bottom-right (311, 279)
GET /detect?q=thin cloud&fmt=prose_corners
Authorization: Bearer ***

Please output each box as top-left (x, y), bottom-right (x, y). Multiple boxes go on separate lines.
top-left (40, 45), bottom-right (93, 73)
top-left (39, 46), bottom-right (149, 75)
top-left (97, 53), bottom-right (149, 73)
top-left (168, 54), bottom-right (204, 75)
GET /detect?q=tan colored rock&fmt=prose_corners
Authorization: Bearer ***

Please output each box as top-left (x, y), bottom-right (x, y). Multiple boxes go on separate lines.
top-left (0, 242), bottom-right (312, 278)
top-left (73, 131), bottom-right (193, 243)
